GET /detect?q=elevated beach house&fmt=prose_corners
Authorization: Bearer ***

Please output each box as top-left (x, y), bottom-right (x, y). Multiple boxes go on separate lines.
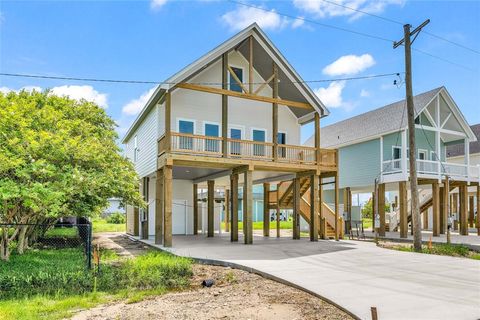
top-left (123, 24), bottom-right (340, 247)
top-left (306, 87), bottom-right (479, 238)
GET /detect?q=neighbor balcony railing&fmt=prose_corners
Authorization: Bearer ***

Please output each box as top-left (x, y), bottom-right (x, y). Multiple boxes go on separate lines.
top-left (382, 158), bottom-right (480, 181)
top-left (158, 132), bottom-right (337, 167)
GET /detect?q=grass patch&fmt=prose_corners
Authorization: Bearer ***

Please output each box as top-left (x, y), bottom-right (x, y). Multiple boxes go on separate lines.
top-left (0, 247), bottom-right (193, 320)
top-left (0, 248), bottom-right (91, 299)
top-left (92, 218), bottom-right (125, 233)
top-left (362, 218), bottom-right (372, 230)
top-left (44, 227), bottom-right (78, 238)
top-left (0, 293), bottom-right (111, 320)
top-left (382, 242), bottom-right (480, 260)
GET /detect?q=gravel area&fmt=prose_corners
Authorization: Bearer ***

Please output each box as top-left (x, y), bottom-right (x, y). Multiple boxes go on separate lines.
top-left (74, 233), bottom-right (353, 320)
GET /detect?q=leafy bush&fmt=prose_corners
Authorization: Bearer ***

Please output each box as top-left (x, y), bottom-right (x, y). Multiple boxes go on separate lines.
top-left (106, 213), bottom-right (126, 224)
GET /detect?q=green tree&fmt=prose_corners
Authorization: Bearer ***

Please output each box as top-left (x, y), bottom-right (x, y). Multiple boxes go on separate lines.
top-left (0, 90), bottom-right (144, 260)
top-left (361, 197), bottom-right (391, 219)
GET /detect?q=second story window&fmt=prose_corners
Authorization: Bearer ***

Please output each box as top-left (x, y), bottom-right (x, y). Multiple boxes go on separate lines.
top-left (178, 119), bottom-right (195, 150)
top-left (229, 67), bottom-right (243, 93)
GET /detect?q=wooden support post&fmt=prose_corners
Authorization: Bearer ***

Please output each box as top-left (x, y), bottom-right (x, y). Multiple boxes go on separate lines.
top-left (334, 173), bottom-right (340, 240)
top-left (222, 53), bottom-right (228, 157)
top-left (249, 36), bottom-right (253, 94)
top-left (432, 181), bottom-right (440, 236)
top-left (439, 186), bottom-right (445, 234)
top-left (314, 113), bottom-right (321, 165)
top-left (442, 177), bottom-right (450, 234)
top-left (243, 170), bottom-right (253, 244)
top-left (378, 183), bottom-right (386, 237)
top-left (225, 189), bottom-right (230, 232)
top-left (193, 183), bottom-right (198, 235)
top-left (344, 187), bottom-right (352, 234)
top-left (469, 195), bottom-right (474, 228)
top-left (155, 169), bottom-right (164, 244)
top-left (422, 209), bottom-right (428, 230)
top-left (399, 181), bottom-right (408, 238)
top-left (163, 165), bottom-right (172, 247)
top-left (319, 176), bottom-right (325, 239)
top-left (276, 185), bottom-right (280, 238)
top-left (272, 63), bottom-right (278, 161)
top-left (293, 177), bottom-right (301, 240)
top-left (165, 92), bottom-right (171, 153)
top-left (310, 175), bottom-right (319, 241)
top-left (230, 174), bottom-right (239, 242)
top-left (371, 192), bottom-right (376, 232)
top-left (263, 183), bottom-right (270, 237)
top-left (141, 177), bottom-right (149, 240)
top-left (133, 206), bottom-right (139, 236)
top-left (207, 180), bottom-right (215, 238)
top-left (459, 184), bottom-right (468, 236)
top-left (477, 185), bottom-right (480, 236)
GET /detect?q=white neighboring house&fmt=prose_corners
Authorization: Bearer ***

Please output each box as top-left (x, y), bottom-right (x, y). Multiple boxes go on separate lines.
top-left (122, 23), bottom-right (339, 246)
top-left (103, 198), bottom-right (125, 216)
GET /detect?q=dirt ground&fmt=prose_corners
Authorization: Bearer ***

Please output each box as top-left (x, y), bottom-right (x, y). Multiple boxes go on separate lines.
top-left (74, 233), bottom-right (353, 320)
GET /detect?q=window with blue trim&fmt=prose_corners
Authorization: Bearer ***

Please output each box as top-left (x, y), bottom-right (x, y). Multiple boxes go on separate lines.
top-left (178, 120), bottom-right (194, 149)
top-left (204, 123), bottom-right (220, 152)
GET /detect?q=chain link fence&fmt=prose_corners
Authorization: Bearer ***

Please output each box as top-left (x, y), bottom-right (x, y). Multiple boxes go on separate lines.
top-left (0, 221), bottom-right (93, 269)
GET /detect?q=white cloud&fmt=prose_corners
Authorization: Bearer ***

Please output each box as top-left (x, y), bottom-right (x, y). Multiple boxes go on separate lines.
top-left (0, 87), bottom-right (12, 94)
top-left (293, 0), bottom-right (404, 21)
top-left (360, 89), bottom-right (370, 97)
top-left (322, 53), bottom-right (375, 76)
top-left (314, 81), bottom-right (346, 108)
top-left (122, 87), bottom-right (156, 116)
top-left (50, 85), bottom-right (108, 108)
top-left (291, 18), bottom-right (305, 29)
top-left (150, 0), bottom-right (168, 10)
top-left (221, 6), bottom-right (290, 31)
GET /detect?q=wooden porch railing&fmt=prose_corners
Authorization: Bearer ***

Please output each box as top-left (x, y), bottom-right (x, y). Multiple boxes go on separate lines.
top-left (157, 132), bottom-right (337, 167)
top-left (227, 138), bottom-right (274, 161)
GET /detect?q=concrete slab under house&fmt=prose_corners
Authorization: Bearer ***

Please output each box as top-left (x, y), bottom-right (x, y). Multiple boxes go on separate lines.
top-left (305, 88), bottom-right (479, 240)
top-left (122, 23), bottom-right (342, 247)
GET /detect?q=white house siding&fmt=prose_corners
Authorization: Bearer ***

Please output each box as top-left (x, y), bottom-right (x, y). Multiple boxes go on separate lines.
top-left (124, 105), bottom-right (159, 179)
top-left (170, 51), bottom-right (301, 144)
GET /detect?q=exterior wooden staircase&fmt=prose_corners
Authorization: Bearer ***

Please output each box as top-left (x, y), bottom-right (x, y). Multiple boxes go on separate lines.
top-left (269, 178), bottom-right (343, 239)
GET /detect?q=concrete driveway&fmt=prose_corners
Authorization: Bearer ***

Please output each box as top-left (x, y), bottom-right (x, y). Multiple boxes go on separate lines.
top-left (140, 234), bottom-right (480, 320)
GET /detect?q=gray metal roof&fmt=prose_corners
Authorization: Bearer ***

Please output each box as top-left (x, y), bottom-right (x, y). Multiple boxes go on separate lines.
top-left (310, 87), bottom-right (443, 148)
top-left (447, 124), bottom-right (480, 157)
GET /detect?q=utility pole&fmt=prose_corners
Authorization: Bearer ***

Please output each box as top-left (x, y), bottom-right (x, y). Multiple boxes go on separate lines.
top-left (394, 20), bottom-right (429, 252)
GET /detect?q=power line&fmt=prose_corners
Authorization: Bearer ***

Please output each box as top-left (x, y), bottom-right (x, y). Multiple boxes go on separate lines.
top-left (229, 1), bottom-right (477, 72)
top-left (0, 72), bottom-right (402, 86)
top-left (228, 0), bottom-right (395, 43)
top-left (411, 48), bottom-right (476, 72)
top-left (319, 0), bottom-right (480, 55)
top-left (422, 31), bottom-right (480, 55)
top-left (320, 0), bottom-right (403, 25)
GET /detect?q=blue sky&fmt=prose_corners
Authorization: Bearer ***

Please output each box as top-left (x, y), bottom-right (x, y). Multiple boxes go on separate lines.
top-left (1, 0), bottom-right (479, 143)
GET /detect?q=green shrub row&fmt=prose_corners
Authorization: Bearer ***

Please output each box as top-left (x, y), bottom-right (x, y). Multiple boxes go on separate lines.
top-left (106, 212), bottom-right (126, 224)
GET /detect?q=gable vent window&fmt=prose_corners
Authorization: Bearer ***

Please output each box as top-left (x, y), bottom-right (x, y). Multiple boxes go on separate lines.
top-left (134, 135), bottom-right (139, 163)
top-left (229, 67), bottom-right (243, 93)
